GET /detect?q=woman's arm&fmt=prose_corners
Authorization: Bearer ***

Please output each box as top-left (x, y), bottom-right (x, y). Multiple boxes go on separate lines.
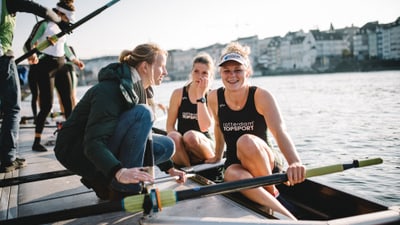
top-left (205, 89), bottom-right (224, 162)
top-left (196, 96), bottom-right (213, 132)
top-left (166, 88), bottom-right (181, 133)
top-left (255, 88), bottom-right (305, 184)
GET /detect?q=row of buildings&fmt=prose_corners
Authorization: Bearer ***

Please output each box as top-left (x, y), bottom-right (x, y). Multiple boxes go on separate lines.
top-left (165, 17), bottom-right (400, 80)
top-left (82, 17), bottom-right (400, 82)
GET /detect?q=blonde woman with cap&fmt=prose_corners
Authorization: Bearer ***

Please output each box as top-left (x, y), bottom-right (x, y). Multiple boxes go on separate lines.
top-left (206, 42), bottom-right (306, 220)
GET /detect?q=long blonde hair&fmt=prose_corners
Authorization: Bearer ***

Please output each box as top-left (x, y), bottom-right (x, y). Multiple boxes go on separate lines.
top-left (119, 43), bottom-right (168, 69)
top-left (193, 52), bottom-right (215, 77)
top-left (185, 52), bottom-right (215, 90)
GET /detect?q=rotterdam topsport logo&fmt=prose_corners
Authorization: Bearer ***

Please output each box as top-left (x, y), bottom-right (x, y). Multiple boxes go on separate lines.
top-left (222, 121), bottom-right (254, 132)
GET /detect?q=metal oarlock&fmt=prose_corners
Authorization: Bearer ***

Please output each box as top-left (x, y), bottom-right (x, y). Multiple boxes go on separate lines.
top-left (150, 188), bottom-right (163, 212)
top-left (144, 132), bottom-right (155, 193)
top-left (141, 188), bottom-right (161, 217)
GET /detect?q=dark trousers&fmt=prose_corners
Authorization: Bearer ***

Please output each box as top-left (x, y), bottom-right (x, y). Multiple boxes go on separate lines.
top-left (28, 55), bottom-right (64, 134)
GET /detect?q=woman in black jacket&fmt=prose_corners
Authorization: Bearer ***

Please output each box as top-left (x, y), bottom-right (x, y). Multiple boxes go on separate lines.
top-left (54, 43), bottom-right (186, 200)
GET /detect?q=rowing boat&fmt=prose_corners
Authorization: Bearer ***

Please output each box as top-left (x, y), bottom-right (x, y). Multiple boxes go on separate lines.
top-left (194, 178), bottom-right (398, 225)
top-left (165, 162), bottom-right (399, 225)
top-left (140, 163), bottom-right (400, 225)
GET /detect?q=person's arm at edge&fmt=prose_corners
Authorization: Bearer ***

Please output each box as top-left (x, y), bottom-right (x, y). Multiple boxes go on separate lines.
top-left (7, 0), bottom-right (60, 23)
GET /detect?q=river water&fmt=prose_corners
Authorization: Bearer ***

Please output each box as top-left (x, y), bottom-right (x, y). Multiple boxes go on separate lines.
top-left (79, 70), bottom-right (400, 206)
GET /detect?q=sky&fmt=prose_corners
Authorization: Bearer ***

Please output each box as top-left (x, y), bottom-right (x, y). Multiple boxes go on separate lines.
top-left (11, 0), bottom-right (400, 60)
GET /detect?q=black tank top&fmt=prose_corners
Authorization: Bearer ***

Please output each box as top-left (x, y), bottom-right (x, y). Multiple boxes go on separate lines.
top-left (217, 86), bottom-right (268, 168)
top-left (177, 85), bottom-right (212, 138)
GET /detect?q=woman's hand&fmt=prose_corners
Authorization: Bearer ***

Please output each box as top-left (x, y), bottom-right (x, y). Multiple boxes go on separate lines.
top-left (285, 162), bottom-right (306, 186)
top-left (194, 77), bottom-right (209, 98)
top-left (115, 167), bottom-right (154, 184)
top-left (167, 168), bottom-right (187, 183)
top-left (27, 54), bottom-right (39, 65)
top-left (72, 58), bottom-right (85, 70)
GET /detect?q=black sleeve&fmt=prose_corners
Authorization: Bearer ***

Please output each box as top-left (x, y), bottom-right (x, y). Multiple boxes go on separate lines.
top-left (6, 0), bottom-right (60, 23)
top-left (157, 160), bottom-right (174, 173)
top-left (108, 164), bottom-right (123, 182)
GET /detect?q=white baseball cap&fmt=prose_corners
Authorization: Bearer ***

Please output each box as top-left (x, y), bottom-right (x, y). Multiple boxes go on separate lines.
top-left (218, 52), bottom-right (248, 67)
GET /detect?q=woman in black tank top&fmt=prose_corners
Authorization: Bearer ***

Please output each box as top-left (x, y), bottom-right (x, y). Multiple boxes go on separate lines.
top-left (207, 42), bottom-right (306, 220)
top-left (166, 53), bottom-right (215, 167)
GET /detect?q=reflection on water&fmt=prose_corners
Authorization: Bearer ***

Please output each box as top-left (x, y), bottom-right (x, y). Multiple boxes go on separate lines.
top-left (78, 71), bottom-right (400, 206)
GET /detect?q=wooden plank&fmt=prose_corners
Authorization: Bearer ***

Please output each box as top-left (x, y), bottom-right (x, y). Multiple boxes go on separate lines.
top-left (7, 170), bottom-right (18, 220)
top-left (0, 172), bottom-right (9, 220)
top-left (0, 169), bottom-right (19, 220)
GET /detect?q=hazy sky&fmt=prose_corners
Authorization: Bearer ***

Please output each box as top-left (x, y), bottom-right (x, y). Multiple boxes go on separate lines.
top-left (12, 0), bottom-right (400, 60)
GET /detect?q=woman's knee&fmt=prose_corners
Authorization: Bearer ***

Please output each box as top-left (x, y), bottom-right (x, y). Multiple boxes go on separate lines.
top-left (127, 104), bottom-right (154, 122)
top-left (237, 134), bottom-right (270, 159)
top-left (182, 130), bottom-right (200, 148)
top-left (237, 134), bottom-right (258, 153)
top-left (167, 131), bottom-right (182, 141)
top-left (163, 136), bottom-right (175, 156)
top-left (224, 165), bottom-right (248, 181)
top-left (154, 135), bottom-right (175, 162)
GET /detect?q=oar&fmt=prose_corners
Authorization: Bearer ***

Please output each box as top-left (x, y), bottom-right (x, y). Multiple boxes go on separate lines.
top-left (127, 158), bottom-right (384, 212)
top-left (1, 158), bottom-right (382, 225)
top-left (15, 0), bottom-right (120, 64)
top-left (0, 169), bottom-right (74, 187)
top-left (0, 169), bottom-right (190, 188)
top-left (0, 163), bottom-right (174, 188)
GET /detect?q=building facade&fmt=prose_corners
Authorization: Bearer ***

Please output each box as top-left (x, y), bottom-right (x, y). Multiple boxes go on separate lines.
top-left (165, 17), bottom-right (400, 79)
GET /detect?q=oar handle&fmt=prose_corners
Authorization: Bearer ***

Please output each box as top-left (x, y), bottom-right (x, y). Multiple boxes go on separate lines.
top-left (144, 174), bottom-right (196, 185)
top-left (15, 36), bottom-right (60, 64)
top-left (357, 157), bottom-right (383, 167)
top-left (306, 157), bottom-right (383, 178)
